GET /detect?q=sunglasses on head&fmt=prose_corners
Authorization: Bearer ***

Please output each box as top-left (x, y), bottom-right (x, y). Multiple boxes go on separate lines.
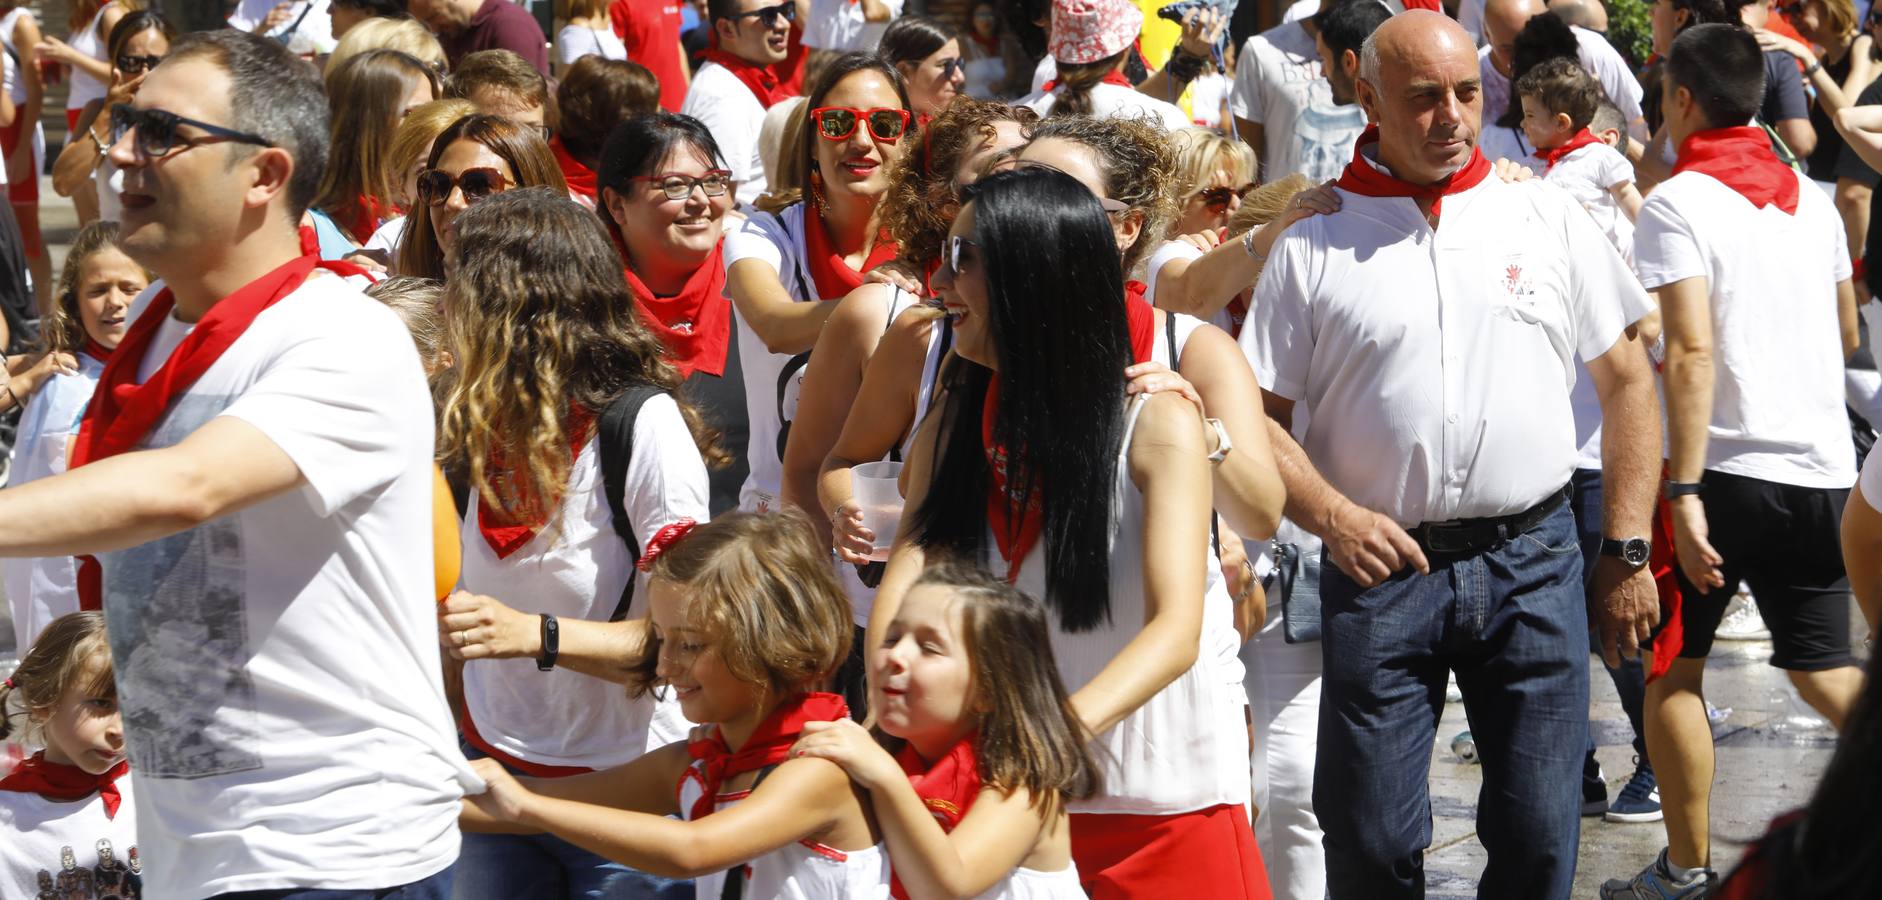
top-left (109, 103), bottom-right (272, 159)
top-left (116, 54), bottom-right (163, 74)
top-left (1197, 183), bottom-right (1256, 213)
top-left (811, 106), bottom-right (912, 143)
top-left (732, 0), bottom-right (796, 28)
top-left (631, 169), bottom-right (734, 201)
top-left (419, 167), bottom-right (509, 205)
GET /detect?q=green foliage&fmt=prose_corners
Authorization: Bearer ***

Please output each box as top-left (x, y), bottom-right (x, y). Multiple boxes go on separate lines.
top-left (1606, 0), bottom-right (1655, 72)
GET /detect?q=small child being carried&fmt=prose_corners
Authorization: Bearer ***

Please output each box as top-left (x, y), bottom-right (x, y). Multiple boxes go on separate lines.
top-left (1518, 57), bottom-right (1644, 258)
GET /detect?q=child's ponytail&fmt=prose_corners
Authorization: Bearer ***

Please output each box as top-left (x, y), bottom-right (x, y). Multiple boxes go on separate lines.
top-left (0, 611), bottom-right (116, 743)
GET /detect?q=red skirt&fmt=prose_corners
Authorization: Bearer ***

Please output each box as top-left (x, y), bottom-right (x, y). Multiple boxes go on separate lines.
top-left (1070, 804), bottom-right (1272, 899)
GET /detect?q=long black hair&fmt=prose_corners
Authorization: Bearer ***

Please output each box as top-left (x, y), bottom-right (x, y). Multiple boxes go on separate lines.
top-left (908, 165), bottom-right (1131, 633)
top-left (594, 112), bottom-right (728, 239)
top-left (877, 14), bottom-right (957, 68)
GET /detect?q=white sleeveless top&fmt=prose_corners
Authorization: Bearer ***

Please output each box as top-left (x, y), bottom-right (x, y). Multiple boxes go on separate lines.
top-left (974, 866), bottom-right (1086, 899)
top-left (1005, 394), bottom-right (1250, 816)
top-left (65, 6), bottom-right (111, 113)
top-left (677, 760), bottom-right (891, 899)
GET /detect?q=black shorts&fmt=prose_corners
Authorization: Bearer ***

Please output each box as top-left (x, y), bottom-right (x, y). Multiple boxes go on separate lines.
top-left (1664, 470), bottom-right (1857, 671)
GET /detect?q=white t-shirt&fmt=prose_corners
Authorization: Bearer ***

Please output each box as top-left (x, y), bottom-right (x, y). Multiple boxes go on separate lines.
top-left (226, 0), bottom-right (335, 55)
top-left (366, 214), bottom-right (407, 261)
top-left (1019, 81), bottom-right (1190, 132)
top-left (1544, 141), bottom-right (1635, 263)
top-left (1230, 22), bottom-right (1367, 184)
top-left (682, 61), bottom-right (769, 205)
top-left (1031, 55), bottom-right (1054, 94)
top-left (803, 0), bottom-right (904, 52)
top-left (1479, 28), bottom-right (1646, 141)
top-left (556, 23), bottom-right (628, 66)
top-left (461, 395), bottom-right (706, 769)
top-left (0, 780), bottom-right (142, 900)
top-left (1633, 168), bottom-right (1857, 489)
top-left (1188, 72), bottom-right (1231, 128)
top-left (99, 273), bottom-right (478, 898)
top-left (3, 354), bottom-right (104, 653)
top-left (64, 6), bottom-right (110, 114)
top-left (1243, 157), bottom-right (1653, 526)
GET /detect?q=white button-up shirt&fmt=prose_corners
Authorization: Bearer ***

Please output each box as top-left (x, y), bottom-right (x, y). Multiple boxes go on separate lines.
top-left (1241, 151), bottom-right (1652, 526)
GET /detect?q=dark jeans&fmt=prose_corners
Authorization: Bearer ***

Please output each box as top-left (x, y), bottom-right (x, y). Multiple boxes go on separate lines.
top-left (1570, 468), bottom-right (1651, 765)
top-left (1315, 500), bottom-right (1588, 900)
top-left (210, 866), bottom-right (454, 899)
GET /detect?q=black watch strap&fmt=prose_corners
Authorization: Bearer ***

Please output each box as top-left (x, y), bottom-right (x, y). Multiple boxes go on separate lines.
top-left (1600, 536), bottom-right (1651, 567)
top-left (537, 614), bottom-right (559, 671)
top-left (1664, 480), bottom-right (1705, 499)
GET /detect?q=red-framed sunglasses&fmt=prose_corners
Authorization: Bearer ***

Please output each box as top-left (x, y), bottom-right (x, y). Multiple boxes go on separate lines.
top-left (811, 106), bottom-right (912, 143)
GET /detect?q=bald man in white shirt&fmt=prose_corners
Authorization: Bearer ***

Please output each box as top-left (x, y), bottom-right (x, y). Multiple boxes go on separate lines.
top-left (1241, 11), bottom-right (1661, 899)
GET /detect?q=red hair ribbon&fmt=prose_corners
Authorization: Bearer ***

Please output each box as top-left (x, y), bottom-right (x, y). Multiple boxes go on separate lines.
top-left (638, 518), bottom-right (700, 572)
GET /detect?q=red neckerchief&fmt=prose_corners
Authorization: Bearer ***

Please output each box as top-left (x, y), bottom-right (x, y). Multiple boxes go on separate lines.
top-left (701, 47), bottom-right (789, 109)
top-left (984, 287), bottom-right (1154, 580)
top-left (683, 692), bottom-right (849, 821)
top-left (0, 752), bottom-right (130, 819)
top-left (1335, 124), bottom-right (1492, 221)
top-left (339, 194), bottom-right (399, 245)
top-left (477, 404), bottom-right (596, 559)
top-left (622, 241), bottom-right (732, 378)
top-left (888, 734), bottom-right (984, 900)
top-left (1040, 70), bottom-right (1131, 92)
top-left (550, 136), bottom-right (597, 202)
top-left (802, 207), bottom-right (899, 300)
top-left (967, 31), bottom-right (999, 55)
top-left (1674, 125), bottom-right (1799, 215)
top-left (82, 338), bottom-right (113, 363)
top-left (778, 22), bottom-right (808, 94)
top-left (1539, 128), bottom-right (1604, 172)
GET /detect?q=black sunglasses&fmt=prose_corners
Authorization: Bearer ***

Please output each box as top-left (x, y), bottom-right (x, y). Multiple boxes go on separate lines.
top-left (110, 103), bottom-right (272, 159)
top-left (419, 167), bottom-right (508, 205)
top-left (1197, 183), bottom-right (1256, 212)
top-left (116, 54), bottom-right (163, 74)
top-left (731, 1), bottom-right (796, 28)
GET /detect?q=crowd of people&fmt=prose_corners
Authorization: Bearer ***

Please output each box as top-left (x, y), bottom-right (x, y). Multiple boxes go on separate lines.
top-left (0, 0), bottom-right (1875, 898)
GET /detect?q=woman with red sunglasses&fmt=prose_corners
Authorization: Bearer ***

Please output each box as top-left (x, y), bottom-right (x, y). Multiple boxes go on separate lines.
top-left (394, 114), bottom-right (565, 279)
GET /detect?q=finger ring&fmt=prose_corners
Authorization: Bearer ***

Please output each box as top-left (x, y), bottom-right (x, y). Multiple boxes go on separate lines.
top-left (456, 630), bottom-right (467, 645)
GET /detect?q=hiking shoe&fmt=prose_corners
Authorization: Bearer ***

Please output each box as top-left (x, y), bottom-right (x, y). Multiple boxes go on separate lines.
top-left (1606, 759), bottom-right (1662, 823)
top-left (1600, 849), bottom-right (1718, 899)
top-left (1715, 591), bottom-right (1770, 641)
top-left (1582, 755), bottom-right (1608, 816)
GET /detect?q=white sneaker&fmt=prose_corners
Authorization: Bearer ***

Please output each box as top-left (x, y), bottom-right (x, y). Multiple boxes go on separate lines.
top-left (1716, 591), bottom-right (1771, 642)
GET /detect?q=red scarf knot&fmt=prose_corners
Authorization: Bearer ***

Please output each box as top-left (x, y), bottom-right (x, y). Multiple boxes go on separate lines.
top-left (0, 752), bottom-right (130, 819)
top-left (683, 692), bottom-right (850, 821)
top-left (802, 206), bottom-right (900, 301)
top-left (477, 404), bottom-right (597, 559)
top-left (637, 518), bottom-right (698, 572)
top-left (621, 239), bottom-right (733, 378)
top-left (1538, 128), bottom-right (1604, 172)
top-left (888, 734), bottom-right (984, 900)
top-left (1334, 124), bottom-right (1491, 221)
top-left (1673, 125), bottom-right (1799, 215)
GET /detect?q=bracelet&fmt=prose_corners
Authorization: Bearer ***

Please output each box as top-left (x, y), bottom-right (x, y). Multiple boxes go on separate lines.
top-left (1241, 226), bottom-right (1269, 264)
top-left (536, 614), bottom-right (559, 671)
top-left (1805, 59), bottom-right (1824, 77)
top-left (88, 129), bottom-right (107, 153)
top-left (1164, 47), bottom-right (1205, 83)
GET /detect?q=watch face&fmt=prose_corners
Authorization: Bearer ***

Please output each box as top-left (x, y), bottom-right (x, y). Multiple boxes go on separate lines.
top-left (1623, 538), bottom-right (1650, 566)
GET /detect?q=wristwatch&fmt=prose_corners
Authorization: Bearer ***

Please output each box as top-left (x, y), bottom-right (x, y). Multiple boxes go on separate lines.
top-left (536, 614), bottom-right (560, 671)
top-left (1600, 537), bottom-right (1651, 568)
top-left (1205, 417), bottom-right (1233, 463)
top-left (1664, 480), bottom-right (1705, 500)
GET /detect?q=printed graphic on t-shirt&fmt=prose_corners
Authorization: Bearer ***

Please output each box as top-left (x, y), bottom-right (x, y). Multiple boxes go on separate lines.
top-left (101, 394), bottom-right (261, 780)
top-left (1292, 80), bottom-right (1365, 184)
top-left (36, 839), bottom-right (141, 899)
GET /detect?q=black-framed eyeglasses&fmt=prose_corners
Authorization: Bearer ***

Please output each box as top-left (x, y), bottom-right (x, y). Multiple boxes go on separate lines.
top-left (1009, 159), bottom-right (1132, 213)
top-left (940, 234), bottom-right (977, 280)
top-left (115, 54), bottom-right (163, 74)
top-left (812, 106), bottom-right (912, 143)
top-left (631, 169), bottom-right (734, 201)
top-left (731, 1), bottom-right (796, 29)
top-left (1196, 183), bottom-right (1256, 213)
top-left (419, 166), bottom-right (509, 205)
top-left (110, 103), bottom-right (273, 159)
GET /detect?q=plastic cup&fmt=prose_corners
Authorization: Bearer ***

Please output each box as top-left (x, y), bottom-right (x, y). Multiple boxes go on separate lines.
top-left (851, 461), bottom-right (904, 562)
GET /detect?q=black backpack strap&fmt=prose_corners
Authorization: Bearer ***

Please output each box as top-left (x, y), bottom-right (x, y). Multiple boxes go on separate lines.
top-left (1165, 308), bottom-right (1180, 369)
top-left (599, 383), bottom-right (666, 622)
top-left (774, 350), bottom-right (812, 462)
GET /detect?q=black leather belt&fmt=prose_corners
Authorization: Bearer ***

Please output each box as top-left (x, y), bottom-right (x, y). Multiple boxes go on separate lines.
top-left (1410, 485), bottom-right (1570, 556)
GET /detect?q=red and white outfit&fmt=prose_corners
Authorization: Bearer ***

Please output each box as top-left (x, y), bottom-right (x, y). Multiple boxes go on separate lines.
top-left (681, 51), bottom-right (792, 205)
top-left (458, 394), bottom-right (709, 772)
top-left (1540, 132), bottom-right (1635, 264)
top-left (62, 3), bottom-right (114, 134)
top-left (0, 7), bottom-right (43, 208)
top-left (0, 754), bottom-right (140, 899)
top-left (890, 737), bottom-right (1084, 900)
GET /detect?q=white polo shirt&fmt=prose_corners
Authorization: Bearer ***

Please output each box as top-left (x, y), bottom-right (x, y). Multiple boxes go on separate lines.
top-left (1633, 167), bottom-right (1856, 489)
top-left (681, 61), bottom-right (769, 205)
top-left (1242, 154), bottom-right (1652, 526)
top-left (1479, 27), bottom-right (1645, 140)
top-left (1019, 81), bottom-right (1190, 132)
top-left (1230, 21), bottom-right (1367, 183)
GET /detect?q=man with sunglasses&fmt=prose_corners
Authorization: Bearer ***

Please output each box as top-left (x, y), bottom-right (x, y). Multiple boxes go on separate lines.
top-left (682, 0), bottom-right (800, 204)
top-left (410, 0), bottom-right (550, 76)
top-left (0, 29), bottom-right (476, 899)
top-left (803, 0), bottom-right (902, 53)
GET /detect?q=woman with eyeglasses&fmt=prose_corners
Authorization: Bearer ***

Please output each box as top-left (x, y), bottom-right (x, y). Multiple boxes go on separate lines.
top-left (872, 164), bottom-right (1271, 898)
top-left (312, 49), bottom-right (439, 247)
top-left (435, 187), bottom-right (714, 900)
top-left (50, 9), bottom-right (173, 227)
top-left (595, 111), bottom-right (749, 516)
top-left (394, 113), bottom-right (565, 279)
top-left (876, 15), bottom-right (965, 120)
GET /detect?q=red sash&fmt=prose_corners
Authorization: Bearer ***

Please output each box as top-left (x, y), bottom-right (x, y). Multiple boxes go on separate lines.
top-left (984, 287), bottom-right (1155, 580)
top-left (623, 241), bottom-right (732, 379)
top-left (550, 136), bottom-right (597, 202)
top-left (1335, 124), bottom-right (1491, 220)
top-left (801, 207), bottom-right (899, 300)
top-left (683, 692), bottom-right (849, 821)
top-left (477, 405), bottom-right (595, 559)
top-left (1040, 70), bottom-right (1132, 92)
top-left (1673, 126), bottom-right (1799, 214)
top-left (701, 48), bottom-right (791, 109)
top-left (1538, 128), bottom-right (1604, 172)
top-left (0, 753), bottom-right (129, 819)
top-left (889, 734), bottom-right (984, 900)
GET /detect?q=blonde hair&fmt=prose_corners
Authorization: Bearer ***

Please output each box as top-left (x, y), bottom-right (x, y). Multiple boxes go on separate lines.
top-left (1169, 126), bottom-right (1255, 209)
top-left (628, 510), bottom-right (854, 707)
top-left (44, 221), bottom-right (148, 356)
top-left (328, 15), bottom-right (447, 74)
top-left (1223, 173), bottom-right (1314, 281)
top-left (366, 276), bottom-right (445, 372)
top-left (0, 612), bottom-right (115, 744)
top-left (387, 98), bottom-right (478, 207)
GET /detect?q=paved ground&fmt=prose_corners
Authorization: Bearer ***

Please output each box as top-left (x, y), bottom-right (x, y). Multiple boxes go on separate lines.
top-left (2, 178), bottom-right (1872, 899)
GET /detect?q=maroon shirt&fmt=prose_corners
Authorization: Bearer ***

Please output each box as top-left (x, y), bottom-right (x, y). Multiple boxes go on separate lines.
top-left (441, 0), bottom-right (550, 77)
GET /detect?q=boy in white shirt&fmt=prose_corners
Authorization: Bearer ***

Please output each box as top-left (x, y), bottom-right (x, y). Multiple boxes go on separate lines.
top-left (1517, 56), bottom-right (1643, 250)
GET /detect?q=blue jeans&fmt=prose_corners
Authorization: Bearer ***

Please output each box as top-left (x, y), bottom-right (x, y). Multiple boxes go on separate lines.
top-left (1314, 500), bottom-right (1589, 900)
top-left (457, 743), bottom-right (695, 900)
top-left (211, 866), bottom-right (454, 899)
top-left (1569, 468), bottom-right (1650, 765)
